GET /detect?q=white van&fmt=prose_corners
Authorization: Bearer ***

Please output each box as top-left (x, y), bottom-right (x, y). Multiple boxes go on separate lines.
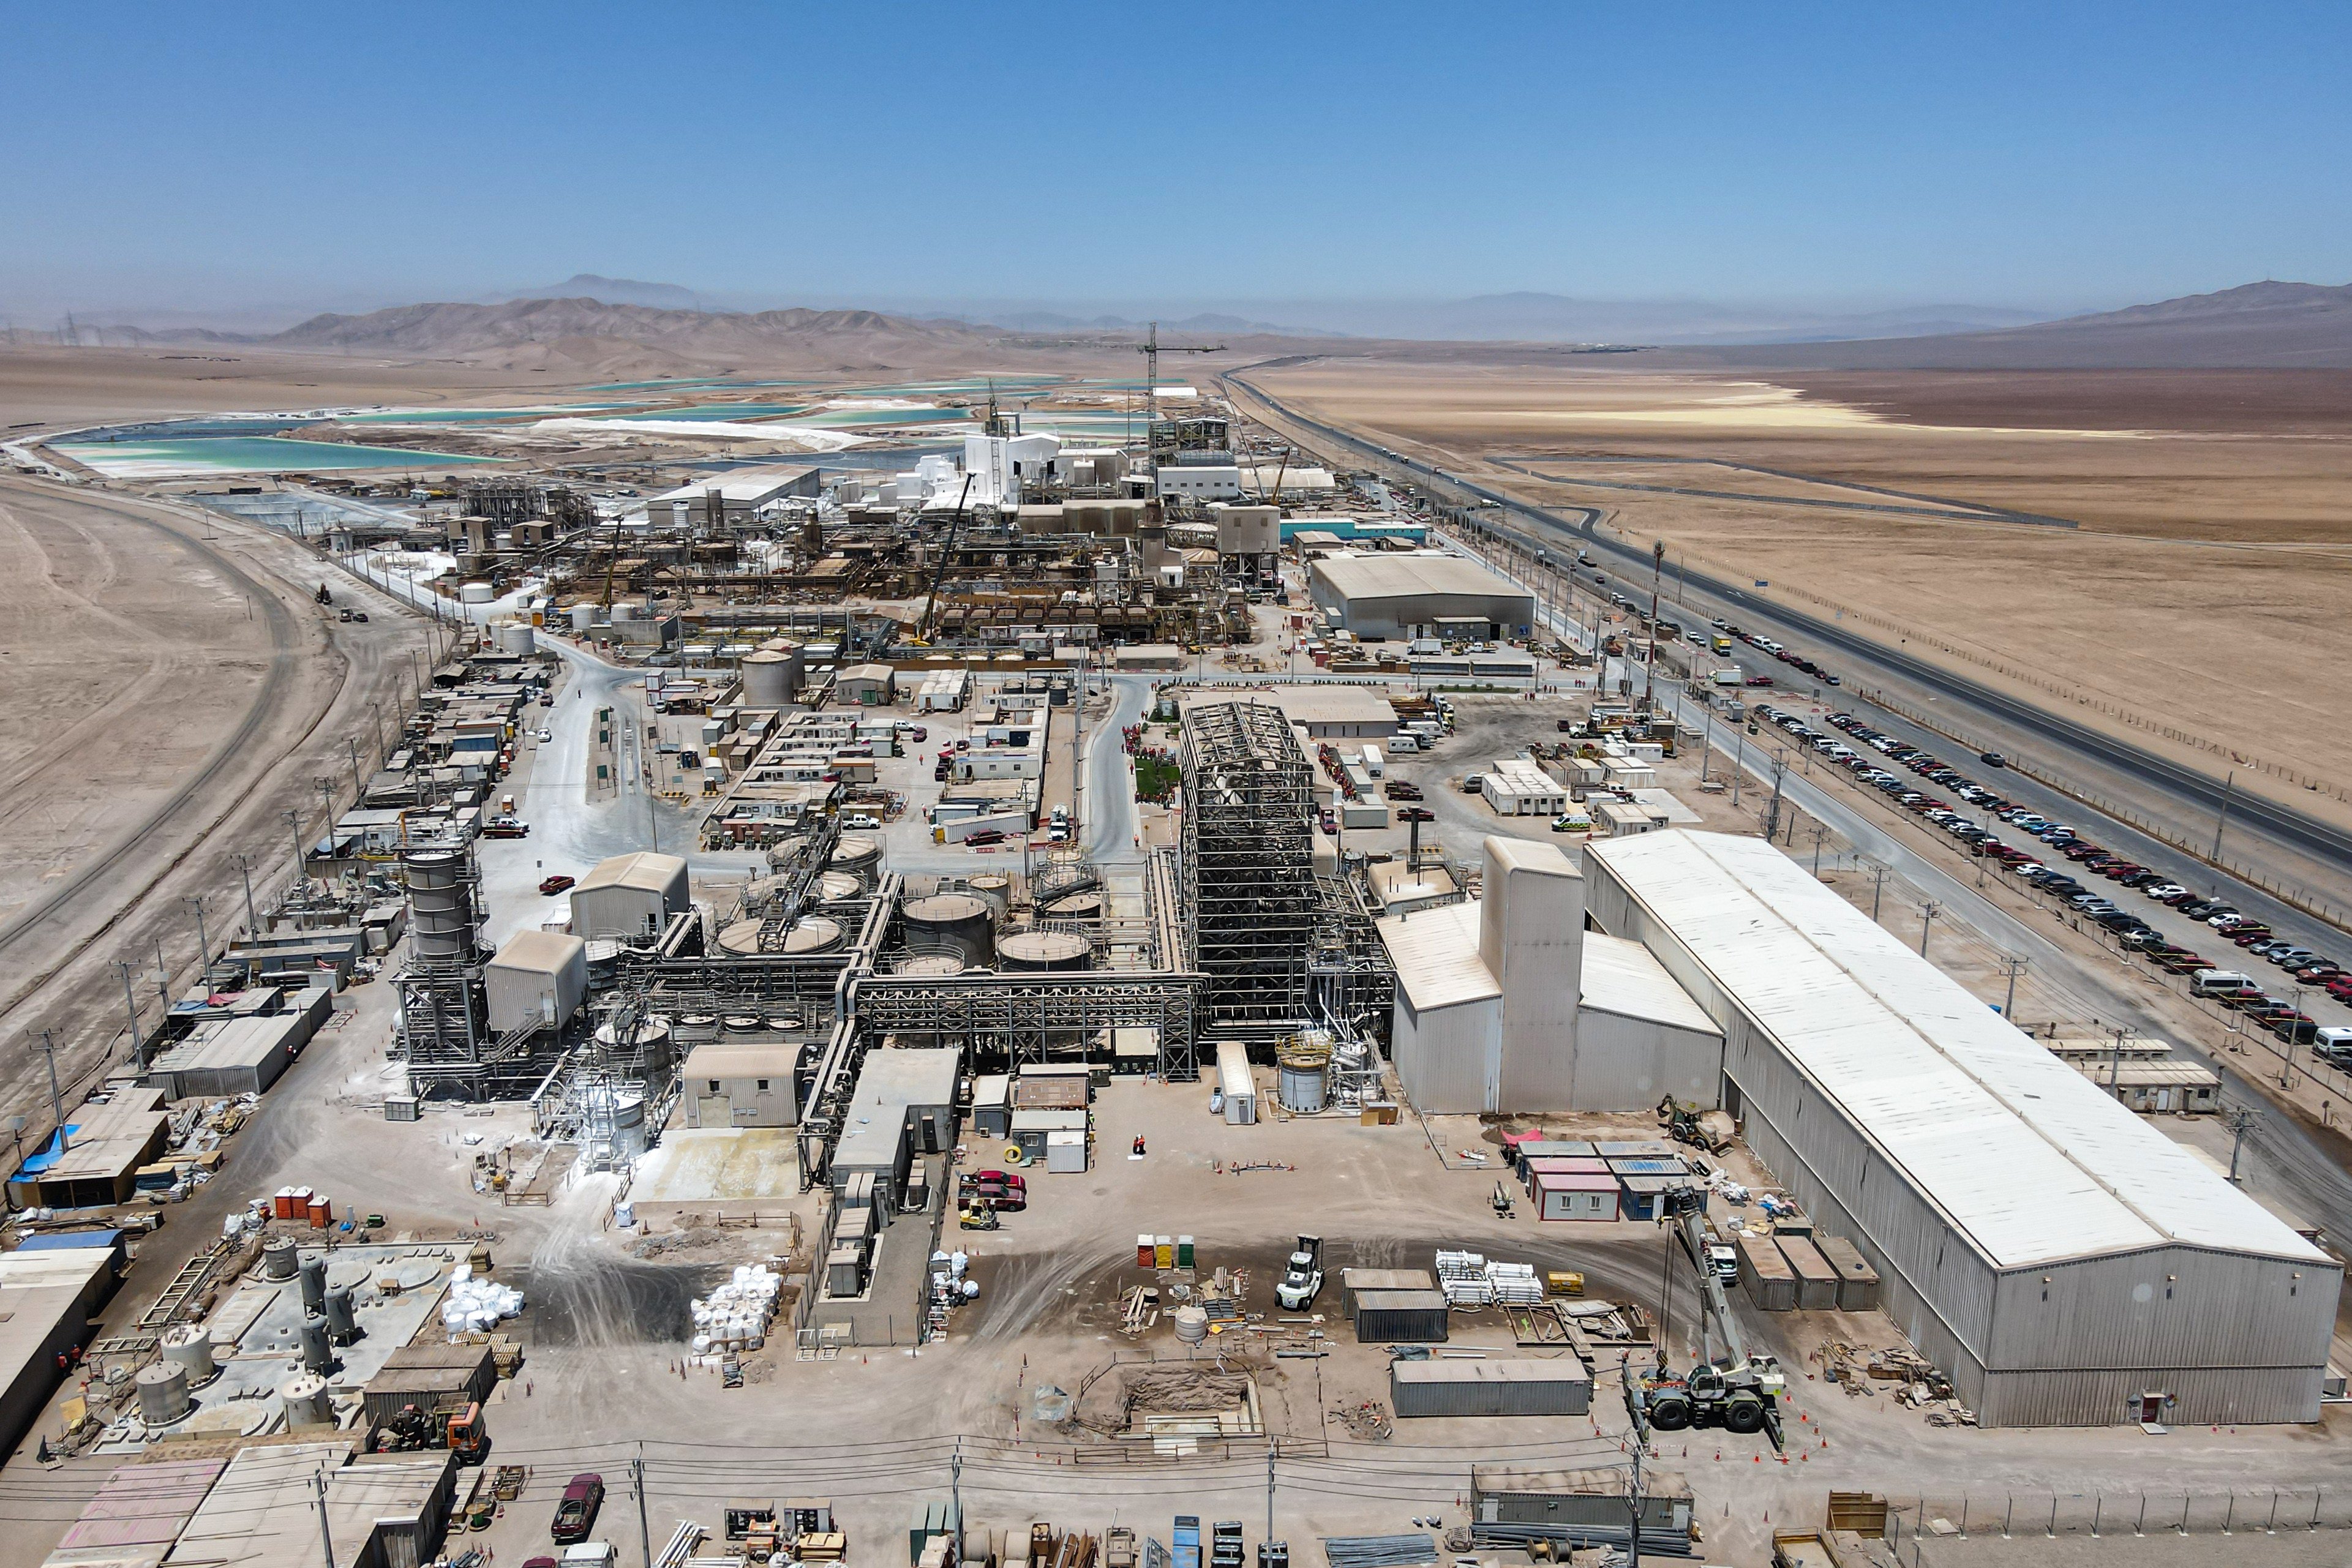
top-left (2191, 969), bottom-right (2255, 997)
top-left (1388, 735), bottom-right (1419, 754)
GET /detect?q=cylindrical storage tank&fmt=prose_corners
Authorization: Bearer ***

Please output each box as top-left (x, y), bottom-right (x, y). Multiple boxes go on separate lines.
top-left (298, 1256), bottom-right (328, 1315)
top-left (136, 1362), bottom-right (191, 1425)
top-left (828, 834), bottom-right (881, 889)
top-left (299, 1315), bottom-right (334, 1373)
top-left (817, 871), bottom-right (865, 906)
top-left (998, 928), bottom-right (1093, 973)
top-left (281, 1373), bottom-right (332, 1429)
top-left (718, 918), bottom-right (767, 956)
top-left (584, 937), bottom-right (622, 985)
top-left (722, 1013), bottom-right (764, 1034)
top-left (610, 599), bottom-right (639, 623)
top-left (1037, 891), bottom-right (1103, 923)
top-left (1172, 1307), bottom-right (1209, 1346)
top-left (595, 1013), bottom-right (672, 1065)
top-left (324, 1287), bottom-right (359, 1345)
top-left (459, 580), bottom-right (495, 605)
top-left (569, 601), bottom-right (597, 633)
top-left (162, 1326), bottom-right (217, 1384)
top-left (781, 916), bottom-right (843, 956)
top-left (261, 1236), bottom-right (299, 1280)
top-left (900, 894), bottom-right (996, 968)
top-left (675, 1013), bottom-right (721, 1048)
top-left (895, 955), bottom-right (965, 978)
top-left (402, 850), bottom-right (479, 962)
top-left (496, 620), bottom-right (536, 656)
top-left (612, 1095), bottom-right (648, 1161)
top-left (964, 873), bottom-right (1014, 918)
top-left (1277, 1038), bottom-right (1333, 1114)
top-left (740, 648), bottom-right (803, 708)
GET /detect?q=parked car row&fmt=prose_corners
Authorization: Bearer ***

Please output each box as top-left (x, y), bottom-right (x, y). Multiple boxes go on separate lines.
top-left (1717, 620), bottom-right (1843, 687)
top-left (1809, 710), bottom-right (2351, 1050)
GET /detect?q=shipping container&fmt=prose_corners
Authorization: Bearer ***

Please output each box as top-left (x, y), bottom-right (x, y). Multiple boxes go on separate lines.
top-left (1391, 1357), bottom-right (1593, 1418)
top-left (1776, 1235), bottom-right (1841, 1311)
top-left (1339, 1268), bottom-right (1437, 1315)
top-left (1814, 1236), bottom-right (1881, 1311)
top-left (1737, 1234), bottom-right (1797, 1311)
top-left (1352, 1289), bottom-right (1451, 1344)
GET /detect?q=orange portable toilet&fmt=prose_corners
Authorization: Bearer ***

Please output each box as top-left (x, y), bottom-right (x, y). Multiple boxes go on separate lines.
top-left (273, 1187), bottom-right (298, 1220)
top-left (306, 1196), bottom-right (331, 1229)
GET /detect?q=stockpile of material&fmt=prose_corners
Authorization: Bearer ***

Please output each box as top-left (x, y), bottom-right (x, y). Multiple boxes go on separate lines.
top-left (690, 1264), bottom-right (782, 1353)
top-left (1436, 1250), bottom-right (1492, 1307)
top-left (442, 1264), bottom-right (525, 1334)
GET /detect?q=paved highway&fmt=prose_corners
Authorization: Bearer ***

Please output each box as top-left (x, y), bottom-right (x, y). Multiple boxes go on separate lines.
top-left (1225, 370), bottom-right (2352, 920)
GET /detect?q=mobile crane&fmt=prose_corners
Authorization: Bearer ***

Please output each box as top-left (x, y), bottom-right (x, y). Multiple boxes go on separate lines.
top-left (1623, 1187), bottom-right (1786, 1446)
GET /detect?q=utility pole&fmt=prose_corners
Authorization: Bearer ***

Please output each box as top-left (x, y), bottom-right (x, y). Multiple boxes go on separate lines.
top-left (348, 737), bottom-right (366, 801)
top-left (183, 896), bottom-right (210, 978)
top-left (1999, 955), bottom-right (2029, 1024)
top-left (235, 853), bottom-right (261, 937)
top-left (312, 1468), bottom-right (335, 1568)
top-left (1642, 539), bottom-right (1664, 711)
top-left (154, 936), bottom-right (171, 1008)
top-left (287, 808), bottom-right (308, 890)
top-left (1697, 698), bottom-right (1715, 786)
top-left (1919, 899), bottom-right (1941, 958)
top-left (2223, 1104), bottom-right (2260, 1184)
top-left (32, 1030), bottom-right (66, 1152)
top-left (1806, 821), bottom-right (1830, 877)
top-left (118, 961), bottom-right (146, 1062)
top-left (950, 1444), bottom-right (964, 1538)
top-left (1869, 863), bottom-right (1890, 923)
top-left (633, 1449), bottom-right (653, 1568)
top-left (2211, 770), bottom-right (2236, 871)
top-left (1762, 749), bottom-right (1786, 841)
top-left (1730, 724), bottom-right (1746, 809)
top-left (1265, 1444), bottom-right (1276, 1545)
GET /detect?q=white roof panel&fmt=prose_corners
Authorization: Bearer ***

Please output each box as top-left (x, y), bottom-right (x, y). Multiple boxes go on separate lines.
top-left (1311, 550), bottom-right (1528, 604)
top-left (1375, 901), bottom-right (1501, 1011)
top-left (1579, 933), bottom-right (1720, 1037)
top-left (1587, 830), bottom-right (2323, 1270)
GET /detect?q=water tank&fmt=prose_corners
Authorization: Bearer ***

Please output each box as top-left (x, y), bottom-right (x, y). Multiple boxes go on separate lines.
top-left (459, 580), bottom-right (495, 605)
top-left (718, 918), bottom-right (766, 956)
top-left (828, 834), bottom-right (881, 888)
top-left (569, 602), bottom-right (597, 632)
top-left (281, 1373), bottom-right (332, 1428)
top-left (817, 872), bottom-right (865, 906)
top-left (594, 1013), bottom-right (672, 1063)
top-left (1037, 890), bottom-right (1104, 923)
top-left (782, 917), bottom-right (843, 955)
top-left (611, 599), bottom-right (639, 623)
top-left (261, 1235), bottom-right (299, 1280)
top-left (964, 872), bottom-right (1015, 915)
top-left (998, 928), bottom-right (1093, 973)
top-left (496, 620), bottom-right (536, 656)
top-left (895, 954), bottom-right (965, 978)
top-left (299, 1314), bottom-right (334, 1373)
top-left (324, 1286), bottom-right (360, 1345)
top-left (135, 1362), bottom-right (191, 1425)
top-left (612, 1095), bottom-right (648, 1160)
top-left (298, 1255), bottom-right (328, 1315)
top-left (740, 647), bottom-right (802, 708)
top-left (161, 1326), bottom-right (216, 1384)
top-left (1172, 1307), bottom-right (1209, 1346)
top-left (1277, 1052), bottom-right (1329, 1115)
top-left (403, 850), bottom-right (480, 963)
top-left (901, 894), bottom-right (996, 967)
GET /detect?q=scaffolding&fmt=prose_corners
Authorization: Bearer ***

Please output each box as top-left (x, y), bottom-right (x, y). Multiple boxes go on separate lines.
top-left (1180, 702), bottom-right (1318, 1032)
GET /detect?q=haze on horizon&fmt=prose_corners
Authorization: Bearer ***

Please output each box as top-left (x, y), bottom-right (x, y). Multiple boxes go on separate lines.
top-left (3, 1), bottom-right (2348, 334)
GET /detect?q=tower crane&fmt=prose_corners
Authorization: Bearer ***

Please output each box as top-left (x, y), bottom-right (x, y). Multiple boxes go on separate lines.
top-left (1121, 322), bottom-right (1225, 424)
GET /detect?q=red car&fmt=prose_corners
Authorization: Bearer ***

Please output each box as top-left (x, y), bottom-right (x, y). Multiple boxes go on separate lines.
top-left (964, 829), bottom-right (1007, 846)
top-left (538, 874), bottom-right (575, 896)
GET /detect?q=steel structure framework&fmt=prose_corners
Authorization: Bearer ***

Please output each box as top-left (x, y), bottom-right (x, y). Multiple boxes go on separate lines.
top-left (1180, 702), bottom-right (1320, 1030)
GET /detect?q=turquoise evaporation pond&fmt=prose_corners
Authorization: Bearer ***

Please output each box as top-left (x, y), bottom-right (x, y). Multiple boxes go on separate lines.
top-left (53, 435), bottom-right (498, 476)
top-left (336, 404), bottom-right (647, 424)
top-left (849, 377), bottom-right (1064, 396)
top-left (604, 403), bottom-right (813, 422)
top-left (583, 377), bottom-right (819, 392)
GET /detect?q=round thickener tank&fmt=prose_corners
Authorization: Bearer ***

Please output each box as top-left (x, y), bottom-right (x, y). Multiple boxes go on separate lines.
top-left (964, 872), bottom-right (1013, 918)
top-left (402, 851), bottom-right (479, 962)
top-left (675, 1013), bottom-right (721, 1046)
top-left (998, 928), bottom-right (1093, 972)
top-left (782, 916), bottom-right (843, 955)
top-left (1037, 890), bottom-right (1103, 923)
top-left (895, 954), bottom-right (965, 978)
top-left (830, 834), bottom-right (881, 888)
top-left (718, 919), bottom-right (766, 956)
top-left (817, 871), bottom-right (865, 906)
top-left (901, 894), bottom-right (996, 967)
top-left (136, 1362), bottom-right (191, 1425)
top-left (595, 1013), bottom-right (672, 1065)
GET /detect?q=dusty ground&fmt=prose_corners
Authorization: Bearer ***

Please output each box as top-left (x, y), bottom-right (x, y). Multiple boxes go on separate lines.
top-left (1245, 359), bottom-right (2352, 826)
top-left (0, 474), bottom-right (429, 1133)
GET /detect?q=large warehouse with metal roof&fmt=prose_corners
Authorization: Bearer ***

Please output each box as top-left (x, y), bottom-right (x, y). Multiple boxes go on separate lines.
top-left (1584, 828), bottom-right (2341, 1427)
top-left (1306, 550), bottom-right (1535, 641)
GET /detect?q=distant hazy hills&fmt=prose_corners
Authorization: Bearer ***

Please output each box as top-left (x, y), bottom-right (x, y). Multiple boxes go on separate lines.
top-left (1684, 281), bottom-right (2352, 369)
top-left (483, 274), bottom-right (719, 311)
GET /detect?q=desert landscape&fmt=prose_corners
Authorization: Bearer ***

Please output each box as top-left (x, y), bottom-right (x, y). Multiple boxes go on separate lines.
top-left (1244, 356), bottom-right (2352, 823)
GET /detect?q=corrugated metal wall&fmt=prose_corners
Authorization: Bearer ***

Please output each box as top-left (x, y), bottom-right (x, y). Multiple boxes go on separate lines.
top-left (1571, 1010), bottom-right (1722, 1111)
top-left (1391, 991), bottom-right (1500, 1116)
top-left (1585, 850), bottom-right (2340, 1427)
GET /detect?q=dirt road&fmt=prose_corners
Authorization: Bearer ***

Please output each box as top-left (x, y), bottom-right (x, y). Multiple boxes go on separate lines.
top-left (0, 475), bottom-right (428, 1136)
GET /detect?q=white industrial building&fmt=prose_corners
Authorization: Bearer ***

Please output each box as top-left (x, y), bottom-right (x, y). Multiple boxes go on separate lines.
top-left (1482, 758), bottom-right (1567, 817)
top-left (645, 465), bottom-right (821, 528)
top-left (483, 929), bottom-right (588, 1036)
top-left (1582, 828), bottom-right (2342, 1427)
top-left (1309, 551), bottom-right (1535, 641)
top-left (568, 852), bottom-right (690, 940)
top-left (1376, 838), bottom-right (1721, 1115)
top-left (962, 433), bottom-right (1063, 508)
top-left (1154, 464), bottom-right (1243, 500)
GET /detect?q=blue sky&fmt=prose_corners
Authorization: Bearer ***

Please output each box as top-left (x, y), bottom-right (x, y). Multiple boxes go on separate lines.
top-left (4, 1), bottom-right (2347, 323)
